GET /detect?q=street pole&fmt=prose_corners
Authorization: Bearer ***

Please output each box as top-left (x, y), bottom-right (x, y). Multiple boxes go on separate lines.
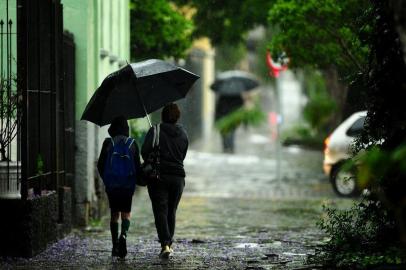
top-left (275, 76), bottom-right (282, 182)
top-left (266, 50), bottom-right (288, 183)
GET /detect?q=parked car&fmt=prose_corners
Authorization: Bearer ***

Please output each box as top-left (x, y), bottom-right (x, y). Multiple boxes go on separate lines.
top-left (323, 111), bottom-right (367, 197)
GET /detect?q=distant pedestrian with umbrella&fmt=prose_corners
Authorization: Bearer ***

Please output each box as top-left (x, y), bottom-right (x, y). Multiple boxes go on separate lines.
top-left (141, 103), bottom-right (188, 259)
top-left (211, 70), bottom-right (259, 153)
top-left (215, 95), bottom-right (244, 153)
top-left (97, 116), bottom-right (141, 259)
top-left (82, 59), bottom-right (199, 259)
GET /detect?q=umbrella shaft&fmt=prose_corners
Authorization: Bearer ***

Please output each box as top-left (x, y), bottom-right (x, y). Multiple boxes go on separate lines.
top-left (136, 85), bottom-right (153, 127)
top-left (146, 112), bottom-right (152, 127)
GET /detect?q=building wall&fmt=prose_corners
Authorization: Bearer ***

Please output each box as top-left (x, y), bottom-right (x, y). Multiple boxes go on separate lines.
top-left (179, 38), bottom-right (215, 143)
top-left (62, 0), bottom-right (130, 225)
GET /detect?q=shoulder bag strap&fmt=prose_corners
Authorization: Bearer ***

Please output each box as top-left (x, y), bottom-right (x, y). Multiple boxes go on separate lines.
top-left (152, 125), bottom-right (157, 148)
top-left (156, 124), bottom-right (160, 147)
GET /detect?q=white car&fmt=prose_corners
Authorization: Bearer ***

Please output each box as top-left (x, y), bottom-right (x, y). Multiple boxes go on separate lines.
top-left (323, 111), bottom-right (367, 197)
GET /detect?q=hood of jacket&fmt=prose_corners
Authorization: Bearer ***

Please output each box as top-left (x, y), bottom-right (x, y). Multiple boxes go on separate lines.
top-left (160, 123), bottom-right (184, 137)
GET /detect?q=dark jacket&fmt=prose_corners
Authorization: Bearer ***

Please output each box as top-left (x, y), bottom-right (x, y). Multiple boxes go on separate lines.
top-left (215, 95), bottom-right (244, 120)
top-left (141, 123), bottom-right (188, 177)
top-left (97, 135), bottom-right (142, 192)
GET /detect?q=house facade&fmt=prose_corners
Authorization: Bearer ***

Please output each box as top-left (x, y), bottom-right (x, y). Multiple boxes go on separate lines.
top-left (62, 0), bottom-right (130, 226)
top-left (0, 0), bottom-right (130, 257)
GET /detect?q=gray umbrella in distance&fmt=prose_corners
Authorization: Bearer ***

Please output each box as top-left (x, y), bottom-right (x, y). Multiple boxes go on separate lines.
top-left (81, 59), bottom-right (200, 126)
top-left (210, 70), bottom-right (259, 96)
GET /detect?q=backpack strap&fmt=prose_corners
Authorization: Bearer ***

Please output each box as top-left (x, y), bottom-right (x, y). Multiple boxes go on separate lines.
top-left (125, 137), bottom-right (134, 149)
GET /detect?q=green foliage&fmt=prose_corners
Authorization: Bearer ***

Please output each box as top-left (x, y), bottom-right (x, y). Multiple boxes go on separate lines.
top-left (281, 124), bottom-right (327, 149)
top-left (130, 0), bottom-right (194, 60)
top-left (36, 154), bottom-right (44, 175)
top-left (88, 218), bottom-right (103, 228)
top-left (253, 28), bottom-right (277, 82)
top-left (357, 1), bottom-right (406, 148)
top-left (215, 43), bottom-right (247, 71)
top-left (129, 119), bottom-right (147, 147)
top-left (353, 0), bottom-right (406, 226)
top-left (290, 1), bottom-right (406, 269)
top-left (303, 70), bottom-right (336, 133)
top-left (345, 144), bottom-right (406, 192)
top-left (281, 70), bottom-right (335, 149)
top-left (215, 104), bottom-right (265, 135)
top-left (312, 200), bottom-right (405, 268)
top-left (267, 0), bottom-right (371, 78)
top-left (173, 0), bottom-right (274, 45)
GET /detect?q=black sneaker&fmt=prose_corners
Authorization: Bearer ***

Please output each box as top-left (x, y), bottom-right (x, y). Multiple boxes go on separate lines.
top-left (118, 235), bottom-right (127, 258)
top-left (112, 241), bottom-right (119, 257)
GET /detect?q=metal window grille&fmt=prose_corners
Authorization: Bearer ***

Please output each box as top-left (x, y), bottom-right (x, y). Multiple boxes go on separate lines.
top-left (0, 0), bottom-right (21, 199)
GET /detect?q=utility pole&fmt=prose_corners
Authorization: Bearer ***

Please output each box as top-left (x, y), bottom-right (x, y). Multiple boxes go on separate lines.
top-left (266, 50), bottom-right (288, 182)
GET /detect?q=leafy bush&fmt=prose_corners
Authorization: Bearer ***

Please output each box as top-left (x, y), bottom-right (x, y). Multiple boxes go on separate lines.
top-left (312, 1), bottom-right (406, 268)
top-left (129, 119), bottom-right (147, 147)
top-left (303, 70), bottom-right (336, 134)
top-left (350, 144), bottom-right (406, 191)
top-left (312, 199), bottom-right (405, 268)
top-left (281, 69), bottom-right (334, 148)
top-left (130, 0), bottom-right (193, 60)
top-left (281, 124), bottom-right (327, 149)
top-left (215, 104), bottom-right (265, 135)
top-left (215, 43), bottom-right (247, 71)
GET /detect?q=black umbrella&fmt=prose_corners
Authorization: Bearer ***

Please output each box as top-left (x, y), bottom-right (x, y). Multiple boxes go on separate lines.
top-left (210, 70), bottom-right (259, 96)
top-left (81, 59), bottom-right (200, 126)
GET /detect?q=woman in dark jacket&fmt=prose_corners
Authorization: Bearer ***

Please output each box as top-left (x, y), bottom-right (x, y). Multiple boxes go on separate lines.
top-left (97, 116), bottom-right (141, 259)
top-left (141, 103), bottom-right (188, 259)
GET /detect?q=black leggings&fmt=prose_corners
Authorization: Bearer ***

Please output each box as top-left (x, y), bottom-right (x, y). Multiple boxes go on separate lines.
top-left (147, 175), bottom-right (184, 247)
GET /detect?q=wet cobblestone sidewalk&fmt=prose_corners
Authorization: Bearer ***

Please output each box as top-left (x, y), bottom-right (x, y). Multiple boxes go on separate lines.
top-left (2, 196), bottom-right (330, 270)
top-left (1, 132), bottom-right (352, 269)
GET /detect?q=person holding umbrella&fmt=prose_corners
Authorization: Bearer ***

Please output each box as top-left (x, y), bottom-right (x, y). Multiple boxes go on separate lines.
top-left (82, 59), bottom-right (199, 259)
top-left (97, 116), bottom-right (141, 259)
top-left (211, 70), bottom-right (259, 153)
top-left (215, 95), bottom-right (244, 153)
top-left (141, 103), bottom-right (188, 259)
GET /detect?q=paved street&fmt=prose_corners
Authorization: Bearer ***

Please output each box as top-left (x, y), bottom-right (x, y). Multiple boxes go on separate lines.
top-left (1, 129), bottom-right (352, 270)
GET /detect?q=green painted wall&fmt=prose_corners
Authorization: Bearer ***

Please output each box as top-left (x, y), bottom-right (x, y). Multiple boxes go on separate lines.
top-left (62, 0), bottom-right (130, 120)
top-left (62, 0), bottom-right (130, 225)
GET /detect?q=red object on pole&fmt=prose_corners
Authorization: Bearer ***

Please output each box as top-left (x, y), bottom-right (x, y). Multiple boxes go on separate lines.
top-left (266, 50), bottom-right (288, 78)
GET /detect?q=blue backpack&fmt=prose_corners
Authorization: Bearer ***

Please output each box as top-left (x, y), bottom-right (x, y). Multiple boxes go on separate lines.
top-left (103, 137), bottom-right (136, 191)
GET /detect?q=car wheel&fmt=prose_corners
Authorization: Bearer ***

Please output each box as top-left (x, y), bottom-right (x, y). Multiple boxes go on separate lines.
top-left (330, 163), bottom-right (359, 197)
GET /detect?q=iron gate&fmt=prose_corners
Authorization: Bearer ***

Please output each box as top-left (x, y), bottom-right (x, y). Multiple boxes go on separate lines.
top-left (16, 0), bottom-right (75, 199)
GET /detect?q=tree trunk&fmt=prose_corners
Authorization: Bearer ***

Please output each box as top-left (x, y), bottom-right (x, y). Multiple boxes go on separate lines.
top-left (390, 0), bottom-right (406, 246)
top-left (391, 0), bottom-right (406, 64)
top-left (322, 66), bottom-right (348, 131)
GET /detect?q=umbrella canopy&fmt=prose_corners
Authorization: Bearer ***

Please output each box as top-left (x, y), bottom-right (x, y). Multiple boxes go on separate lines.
top-left (81, 59), bottom-right (200, 126)
top-left (210, 70), bottom-right (259, 96)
